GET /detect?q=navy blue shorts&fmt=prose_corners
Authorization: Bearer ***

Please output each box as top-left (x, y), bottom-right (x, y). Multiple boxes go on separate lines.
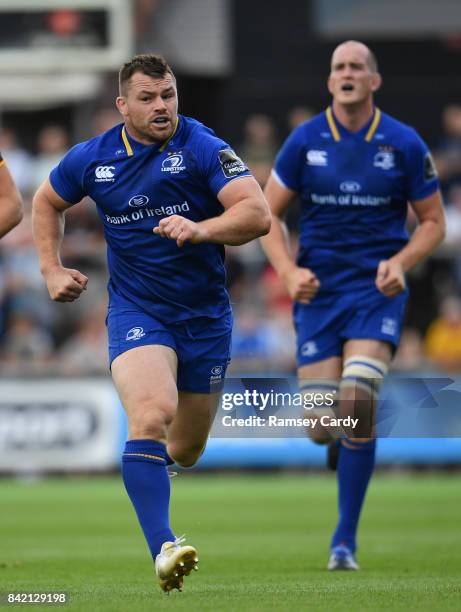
top-left (106, 292), bottom-right (232, 394)
top-left (294, 287), bottom-right (408, 366)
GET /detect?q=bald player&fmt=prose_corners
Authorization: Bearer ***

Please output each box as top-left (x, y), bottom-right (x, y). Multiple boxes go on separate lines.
top-left (261, 41), bottom-right (445, 569)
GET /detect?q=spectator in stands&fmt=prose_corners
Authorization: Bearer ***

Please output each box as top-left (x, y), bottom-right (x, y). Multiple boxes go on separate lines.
top-left (444, 183), bottom-right (461, 246)
top-left (433, 105), bottom-right (461, 195)
top-left (0, 151), bottom-right (23, 238)
top-left (55, 303), bottom-right (108, 375)
top-left (239, 113), bottom-right (278, 187)
top-left (230, 306), bottom-right (295, 374)
top-left (92, 108), bottom-right (123, 136)
top-left (31, 125), bottom-right (69, 193)
top-left (286, 105), bottom-right (315, 133)
top-left (424, 296), bottom-right (461, 373)
top-left (260, 265), bottom-right (292, 315)
top-left (442, 183), bottom-right (461, 285)
top-left (0, 311), bottom-right (53, 374)
top-left (0, 128), bottom-right (33, 196)
top-left (1, 201), bottom-right (53, 330)
top-left (60, 201), bottom-right (106, 272)
top-left (392, 327), bottom-right (426, 372)
top-left (227, 115), bottom-right (281, 274)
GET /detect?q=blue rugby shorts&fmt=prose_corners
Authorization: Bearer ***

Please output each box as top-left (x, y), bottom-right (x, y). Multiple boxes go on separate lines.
top-left (294, 287), bottom-right (408, 366)
top-left (106, 292), bottom-right (232, 393)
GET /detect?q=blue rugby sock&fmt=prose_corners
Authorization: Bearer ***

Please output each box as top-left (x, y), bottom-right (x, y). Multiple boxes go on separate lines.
top-left (122, 439), bottom-right (175, 558)
top-left (331, 439), bottom-right (376, 553)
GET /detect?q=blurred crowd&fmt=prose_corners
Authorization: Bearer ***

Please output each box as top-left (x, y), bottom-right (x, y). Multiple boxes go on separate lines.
top-left (1, 103), bottom-right (461, 377)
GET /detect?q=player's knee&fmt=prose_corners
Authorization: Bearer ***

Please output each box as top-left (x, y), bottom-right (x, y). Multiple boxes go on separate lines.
top-left (340, 355), bottom-right (388, 437)
top-left (308, 425), bottom-right (332, 445)
top-left (172, 455), bottom-right (198, 468)
top-left (167, 442), bottom-right (204, 468)
top-left (128, 392), bottom-right (177, 438)
top-left (342, 437), bottom-right (374, 447)
top-left (299, 379), bottom-right (339, 445)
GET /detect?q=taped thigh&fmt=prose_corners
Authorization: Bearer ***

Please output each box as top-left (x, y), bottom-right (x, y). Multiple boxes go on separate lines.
top-left (299, 378), bottom-right (340, 441)
top-left (341, 355), bottom-right (388, 400)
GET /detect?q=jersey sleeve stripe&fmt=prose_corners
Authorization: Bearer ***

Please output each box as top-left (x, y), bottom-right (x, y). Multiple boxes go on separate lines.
top-left (271, 168), bottom-right (291, 189)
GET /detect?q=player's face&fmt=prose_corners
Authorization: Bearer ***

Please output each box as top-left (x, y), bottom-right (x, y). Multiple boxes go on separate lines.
top-left (116, 72), bottom-right (178, 144)
top-left (328, 43), bottom-right (380, 107)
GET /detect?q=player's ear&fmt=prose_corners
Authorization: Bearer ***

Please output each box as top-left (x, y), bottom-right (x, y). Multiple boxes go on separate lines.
top-left (327, 75), bottom-right (334, 96)
top-left (116, 96), bottom-right (127, 118)
top-left (370, 72), bottom-right (382, 93)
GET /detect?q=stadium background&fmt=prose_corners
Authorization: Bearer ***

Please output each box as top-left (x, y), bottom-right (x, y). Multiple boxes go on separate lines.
top-left (0, 2), bottom-right (460, 610)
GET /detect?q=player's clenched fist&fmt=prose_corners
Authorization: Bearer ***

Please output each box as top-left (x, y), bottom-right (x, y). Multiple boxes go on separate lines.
top-left (282, 265), bottom-right (320, 304)
top-left (43, 265), bottom-right (88, 302)
top-left (375, 259), bottom-right (406, 297)
top-left (153, 215), bottom-right (206, 247)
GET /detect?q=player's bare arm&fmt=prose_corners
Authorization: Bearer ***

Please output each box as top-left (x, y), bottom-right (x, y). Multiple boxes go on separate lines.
top-left (154, 176), bottom-right (271, 247)
top-left (0, 162), bottom-right (23, 238)
top-left (32, 179), bottom-right (88, 302)
top-left (260, 174), bottom-right (320, 304)
top-left (376, 190), bottom-right (445, 297)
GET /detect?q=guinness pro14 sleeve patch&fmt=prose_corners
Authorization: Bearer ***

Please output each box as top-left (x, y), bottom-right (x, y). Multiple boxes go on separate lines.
top-left (424, 152), bottom-right (438, 181)
top-left (218, 149), bottom-right (248, 178)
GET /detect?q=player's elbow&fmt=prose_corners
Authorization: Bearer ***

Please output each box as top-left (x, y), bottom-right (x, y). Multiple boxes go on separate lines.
top-left (261, 210), bottom-right (272, 236)
top-left (32, 189), bottom-right (46, 214)
top-left (439, 215), bottom-right (447, 244)
top-left (1, 194), bottom-right (23, 231)
top-left (32, 189), bottom-right (60, 219)
top-left (12, 195), bottom-right (24, 227)
top-left (254, 206), bottom-right (272, 237)
top-left (431, 215), bottom-right (447, 250)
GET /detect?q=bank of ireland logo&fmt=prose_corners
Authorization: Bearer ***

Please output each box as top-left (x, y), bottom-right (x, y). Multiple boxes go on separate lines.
top-left (129, 194), bottom-right (149, 207)
top-left (161, 152), bottom-right (186, 174)
top-left (340, 181), bottom-right (361, 193)
top-left (210, 365), bottom-right (224, 383)
top-left (126, 327), bottom-right (146, 341)
top-left (95, 166), bottom-right (116, 182)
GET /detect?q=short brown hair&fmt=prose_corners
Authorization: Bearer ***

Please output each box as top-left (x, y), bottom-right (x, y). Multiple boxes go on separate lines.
top-left (118, 54), bottom-right (175, 95)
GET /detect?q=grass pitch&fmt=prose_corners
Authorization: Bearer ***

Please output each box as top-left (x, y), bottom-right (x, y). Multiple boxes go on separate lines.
top-left (0, 473), bottom-right (460, 611)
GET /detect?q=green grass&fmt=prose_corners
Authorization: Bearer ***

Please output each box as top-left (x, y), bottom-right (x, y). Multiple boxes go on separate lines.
top-left (0, 473), bottom-right (460, 611)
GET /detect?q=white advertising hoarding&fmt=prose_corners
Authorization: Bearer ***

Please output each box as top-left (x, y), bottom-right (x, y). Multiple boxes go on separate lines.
top-left (0, 378), bottom-right (120, 472)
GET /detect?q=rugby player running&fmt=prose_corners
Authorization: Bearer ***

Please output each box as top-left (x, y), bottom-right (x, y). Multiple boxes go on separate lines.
top-left (32, 54), bottom-right (270, 592)
top-left (261, 41), bottom-right (445, 570)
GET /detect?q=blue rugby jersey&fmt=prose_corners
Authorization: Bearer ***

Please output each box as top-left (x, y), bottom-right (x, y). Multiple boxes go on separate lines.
top-left (274, 107), bottom-right (439, 296)
top-left (50, 115), bottom-right (251, 322)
